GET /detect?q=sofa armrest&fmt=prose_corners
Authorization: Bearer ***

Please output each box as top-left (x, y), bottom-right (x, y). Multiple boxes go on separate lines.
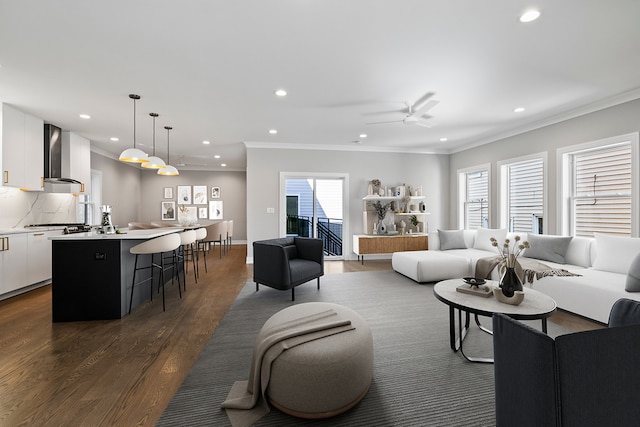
top-left (294, 237), bottom-right (324, 267)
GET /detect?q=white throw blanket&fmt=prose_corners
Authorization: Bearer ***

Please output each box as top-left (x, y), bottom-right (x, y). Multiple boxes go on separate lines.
top-left (475, 255), bottom-right (581, 284)
top-left (221, 308), bottom-right (354, 427)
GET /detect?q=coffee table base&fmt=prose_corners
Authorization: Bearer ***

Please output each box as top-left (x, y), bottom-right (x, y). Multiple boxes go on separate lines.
top-left (449, 306), bottom-right (548, 364)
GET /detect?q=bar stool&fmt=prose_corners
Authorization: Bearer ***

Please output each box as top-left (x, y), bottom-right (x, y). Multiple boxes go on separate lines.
top-left (204, 221), bottom-right (227, 259)
top-left (129, 233), bottom-right (182, 314)
top-left (178, 230), bottom-right (197, 286)
top-left (226, 220), bottom-right (234, 252)
top-left (194, 227), bottom-right (208, 275)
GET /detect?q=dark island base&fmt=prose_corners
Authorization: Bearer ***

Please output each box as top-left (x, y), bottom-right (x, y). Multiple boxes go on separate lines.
top-left (52, 239), bottom-right (183, 322)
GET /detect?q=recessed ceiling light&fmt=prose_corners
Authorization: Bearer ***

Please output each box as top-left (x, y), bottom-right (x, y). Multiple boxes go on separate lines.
top-left (520, 10), bottom-right (540, 23)
top-left (269, 129), bottom-right (278, 134)
top-left (440, 137), bottom-right (448, 142)
top-left (79, 114), bottom-right (91, 119)
top-left (110, 137), bottom-right (119, 142)
top-left (202, 140), bottom-right (210, 145)
top-left (359, 134), bottom-right (367, 138)
top-left (513, 107), bottom-right (525, 113)
top-left (221, 163), bottom-right (227, 167)
top-left (214, 155), bottom-right (221, 159)
top-left (274, 89), bottom-right (287, 97)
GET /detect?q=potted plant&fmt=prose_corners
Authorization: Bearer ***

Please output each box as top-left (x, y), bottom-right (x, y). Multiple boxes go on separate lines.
top-left (410, 215), bottom-right (420, 232)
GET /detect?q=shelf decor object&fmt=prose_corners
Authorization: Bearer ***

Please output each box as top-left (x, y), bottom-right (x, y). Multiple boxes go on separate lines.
top-left (119, 94), bottom-right (149, 164)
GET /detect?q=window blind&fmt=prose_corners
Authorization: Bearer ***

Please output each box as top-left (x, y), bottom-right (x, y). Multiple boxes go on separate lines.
top-left (507, 159), bottom-right (544, 233)
top-left (572, 144), bottom-right (631, 237)
top-left (464, 170), bottom-right (488, 229)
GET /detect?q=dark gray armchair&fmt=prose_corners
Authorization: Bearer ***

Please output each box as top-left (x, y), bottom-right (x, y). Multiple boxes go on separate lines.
top-left (493, 298), bottom-right (640, 427)
top-left (253, 237), bottom-right (324, 301)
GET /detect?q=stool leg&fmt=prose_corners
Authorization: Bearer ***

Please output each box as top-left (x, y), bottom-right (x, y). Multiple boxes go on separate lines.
top-left (129, 254), bottom-right (139, 314)
top-left (160, 252), bottom-right (166, 311)
top-left (191, 242), bottom-right (197, 284)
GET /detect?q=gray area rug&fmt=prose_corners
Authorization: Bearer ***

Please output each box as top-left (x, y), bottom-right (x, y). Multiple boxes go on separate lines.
top-left (157, 270), bottom-right (568, 426)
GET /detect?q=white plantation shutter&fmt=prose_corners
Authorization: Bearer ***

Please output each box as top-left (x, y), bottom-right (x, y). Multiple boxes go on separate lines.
top-left (506, 159), bottom-right (544, 233)
top-left (463, 170), bottom-right (488, 229)
top-left (572, 143), bottom-right (632, 237)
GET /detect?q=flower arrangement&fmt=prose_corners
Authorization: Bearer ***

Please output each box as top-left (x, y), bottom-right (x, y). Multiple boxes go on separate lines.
top-left (370, 179), bottom-right (381, 188)
top-left (490, 235), bottom-right (530, 268)
top-left (372, 200), bottom-right (391, 221)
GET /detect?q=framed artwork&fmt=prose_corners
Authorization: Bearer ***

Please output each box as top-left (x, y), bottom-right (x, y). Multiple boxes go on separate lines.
top-left (193, 185), bottom-right (207, 204)
top-left (209, 201), bottom-right (223, 219)
top-left (163, 187), bottom-right (173, 199)
top-left (177, 185), bottom-right (191, 204)
top-left (178, 206), bottom-right (197, 222)
top-left (211, 186), bottom-right (221, 199)
top-left (162, 202), bottom-right (175, 220)
top-left (198, 207), bottom-right (208, 219)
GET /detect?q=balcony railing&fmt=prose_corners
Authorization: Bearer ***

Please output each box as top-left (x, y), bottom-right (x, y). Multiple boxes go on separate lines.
top-left (286, 215), bottom-right (342, 256)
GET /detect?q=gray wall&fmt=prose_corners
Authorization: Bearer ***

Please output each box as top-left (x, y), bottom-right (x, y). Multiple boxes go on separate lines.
top-left (246, 147), bottom-right (449, 260)
top-left (449, 98), bottom-right (640, 234)
top-left (90, 153), bottom-right (247, 240)
top-left (139, 169), bottom-right (247, 241)
top-left (91, 152), bottom-right (142, 227)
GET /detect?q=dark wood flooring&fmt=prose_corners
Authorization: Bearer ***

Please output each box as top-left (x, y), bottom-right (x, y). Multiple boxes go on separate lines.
top-left (0, 246), bottom-right (602, 426)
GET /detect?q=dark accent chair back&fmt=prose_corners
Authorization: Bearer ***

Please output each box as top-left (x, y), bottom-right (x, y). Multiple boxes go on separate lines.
top-left (253, 237), bottom-right (324, 301)
top-left (493, 298), bottom-right (640, 427)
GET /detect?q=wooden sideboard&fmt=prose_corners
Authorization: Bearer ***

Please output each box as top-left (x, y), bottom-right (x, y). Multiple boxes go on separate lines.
top-left (353, 234), bottom-right (428, 263)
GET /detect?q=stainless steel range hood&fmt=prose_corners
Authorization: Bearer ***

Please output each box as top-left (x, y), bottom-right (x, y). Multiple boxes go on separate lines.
top-left (43, 124), bottom-right (84, 193)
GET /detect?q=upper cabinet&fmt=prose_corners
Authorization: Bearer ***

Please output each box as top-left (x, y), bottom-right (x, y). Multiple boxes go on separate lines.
top-left (62, 131), bottom-right (91, 194)
top-left (2, 103), bottom-right (44, 190)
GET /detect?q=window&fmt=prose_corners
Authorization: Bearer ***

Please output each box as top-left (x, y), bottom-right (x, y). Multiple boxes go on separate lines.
top-left (499, 154), bottom-right (546, 233)
top-left (559, 133), bottom-right (638, 237)
top-left (459, 165), bottom-right (490, 229)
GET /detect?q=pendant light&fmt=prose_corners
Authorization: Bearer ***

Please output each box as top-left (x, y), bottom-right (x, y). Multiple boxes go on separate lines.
top-left (158, 126), bottom-right (179, 176)
top-left (141, 113), bottom-right (166, 169)
top-left (119, 94), bottom-right (149, 163)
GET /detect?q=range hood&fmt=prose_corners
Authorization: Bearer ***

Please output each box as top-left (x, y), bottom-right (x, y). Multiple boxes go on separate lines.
top-left (43, 124), bottom-right (84, 193)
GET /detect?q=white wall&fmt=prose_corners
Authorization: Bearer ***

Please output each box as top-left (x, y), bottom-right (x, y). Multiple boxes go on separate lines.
top-left (246, 147), bottom-right (449, 260)
top-left (449, 98), bottom-right (640, 234)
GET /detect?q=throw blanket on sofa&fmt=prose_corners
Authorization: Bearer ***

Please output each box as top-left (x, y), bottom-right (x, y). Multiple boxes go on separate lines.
top-left (475, 255), bottom-right (581, 284)
top-left (221, 309), bottom-right (354, 427)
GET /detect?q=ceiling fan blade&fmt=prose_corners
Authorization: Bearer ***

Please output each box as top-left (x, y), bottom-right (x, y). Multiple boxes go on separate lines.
top-left (365, 120), bottom-right (404, 125)
top-left (415, 119), bottom-right (436, 128)
top-left (409, 99), bottom-right (439, 119)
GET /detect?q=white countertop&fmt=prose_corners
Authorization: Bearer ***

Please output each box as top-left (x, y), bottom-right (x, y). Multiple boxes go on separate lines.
top-left (49, 227), bottom-right (184, 240)
top-left (0, 226), bottom-right (66, 235)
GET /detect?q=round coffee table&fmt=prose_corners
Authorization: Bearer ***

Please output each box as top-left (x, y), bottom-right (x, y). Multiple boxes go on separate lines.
top-left (433, 279), bottom-right (557, 363)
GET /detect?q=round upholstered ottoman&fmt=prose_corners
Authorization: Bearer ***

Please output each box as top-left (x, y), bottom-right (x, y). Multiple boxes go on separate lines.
top-left (264, 302), bottom-right (373, 419)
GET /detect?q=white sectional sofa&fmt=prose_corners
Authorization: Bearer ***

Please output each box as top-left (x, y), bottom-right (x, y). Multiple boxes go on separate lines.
top-left (391, 228), bottom-right (640, 324)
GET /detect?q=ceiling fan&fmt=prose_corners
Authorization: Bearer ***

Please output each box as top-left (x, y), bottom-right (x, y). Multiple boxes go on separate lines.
top-left (366, 92), bottom-right (439, 128)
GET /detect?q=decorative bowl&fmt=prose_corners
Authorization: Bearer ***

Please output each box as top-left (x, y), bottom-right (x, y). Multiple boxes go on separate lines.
top-left (493, 287), bottom-right (525, 305)
top-left (463, 277), bottom-right (486, 286)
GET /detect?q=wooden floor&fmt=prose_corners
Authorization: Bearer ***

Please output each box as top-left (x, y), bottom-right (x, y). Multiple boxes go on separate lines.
top-left (0, 247), bottom-right (602, 426)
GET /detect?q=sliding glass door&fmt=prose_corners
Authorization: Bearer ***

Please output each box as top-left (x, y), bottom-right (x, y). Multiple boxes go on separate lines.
top-left (281, 173), bottom-right (348, 259)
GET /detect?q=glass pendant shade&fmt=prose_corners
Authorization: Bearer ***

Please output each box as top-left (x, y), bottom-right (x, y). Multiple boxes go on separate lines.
top-left (119, 94), bottom-right (149, 164)
top-left (142, 155), bottom-right (166, 169)
top-left (158, 164), bottom-right (179, 176)
top-left (119, 147), bottom-right (149, 163)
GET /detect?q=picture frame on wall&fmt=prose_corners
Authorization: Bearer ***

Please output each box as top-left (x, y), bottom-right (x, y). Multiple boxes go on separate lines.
top-left (177, 186), bottom-right (191, 204)
top-left (199, 207), bottom-right (208, 219)
top-left (162, 202), bottom-right (175, 220)
top-left (193, 185), bottom-right (207, 204)
top-left (209, 201), bottom-right (223, 219)
top-left (178, 206), bottom-right (197, 223)
top-left (211, 186), bottom-right (221, 199)
top-left (163, 187), bottom-right (173, 199)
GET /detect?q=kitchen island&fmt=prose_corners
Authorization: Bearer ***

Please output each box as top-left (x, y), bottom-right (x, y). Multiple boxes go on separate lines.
top-left (50, 228), bottom-right (183, 322)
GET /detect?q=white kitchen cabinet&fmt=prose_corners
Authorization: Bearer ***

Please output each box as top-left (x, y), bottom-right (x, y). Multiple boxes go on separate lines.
top-left (0, 233), bottom-right (28, 295)
top-left (62, 131), bottom-right (91, 194)
top-left (27, 230), bottom-right (55, 285)
top-left (1, 103), bottom-right (44, 190)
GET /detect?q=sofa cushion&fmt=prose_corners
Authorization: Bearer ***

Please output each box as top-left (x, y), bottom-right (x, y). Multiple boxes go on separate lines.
top-left (523, 234), bottom-right (573, 264)
top-left (474, 228), bottom-right (507, 253)
top-left (438, 229), bottom-right (467, 250)
top-left (592, 233), bottom-right (640, 274)
top-left (625, 253), bottom-right (640, 292)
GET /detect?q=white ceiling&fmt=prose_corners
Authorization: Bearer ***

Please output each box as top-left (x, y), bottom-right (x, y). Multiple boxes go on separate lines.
top-left (1, 1), bottom-right (639, 171)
